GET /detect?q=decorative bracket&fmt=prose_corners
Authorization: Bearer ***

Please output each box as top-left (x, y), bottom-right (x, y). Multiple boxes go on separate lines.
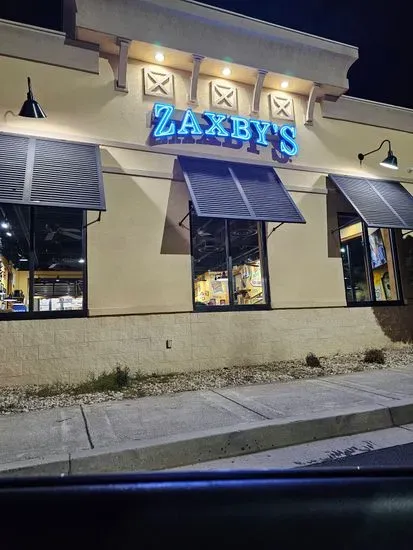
top-left (115, 37), bottom-right (131, 92)
top-left (305, 83), bottom-right (322, 126)
top-left (188, 54), bottom-right (204, 105)
top-left (250, 70), bottom-right (267, 116)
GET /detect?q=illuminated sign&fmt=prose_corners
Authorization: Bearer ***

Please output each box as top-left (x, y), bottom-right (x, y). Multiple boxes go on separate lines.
top-left (150, 102), bottom-right (298, 157)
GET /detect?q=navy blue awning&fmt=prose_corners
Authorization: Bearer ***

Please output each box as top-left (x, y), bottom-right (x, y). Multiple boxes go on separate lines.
top-left (179, 156), bottom-right (305, 223)
top-left (329, 174), bottom-right (413, 229)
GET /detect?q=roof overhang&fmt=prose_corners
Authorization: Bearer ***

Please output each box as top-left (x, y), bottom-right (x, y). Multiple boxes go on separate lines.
top-left (76, 0), bottom-right (359, 100)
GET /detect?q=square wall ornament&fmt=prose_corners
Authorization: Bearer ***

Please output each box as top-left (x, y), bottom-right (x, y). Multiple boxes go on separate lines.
top-left (143, 68), bottom-right (174, 99)
top-left (268, 93), bottom-right (295, 121)
top-left (210, 81), bottom-right (238, 111)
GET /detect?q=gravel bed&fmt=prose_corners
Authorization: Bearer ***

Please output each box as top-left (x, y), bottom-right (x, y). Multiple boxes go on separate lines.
top-left (1, 346), bottom-right (412, 415)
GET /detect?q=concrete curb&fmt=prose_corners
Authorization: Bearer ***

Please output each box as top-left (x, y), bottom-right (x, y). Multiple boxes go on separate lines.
top-left (2, 400), bottom-right (413, 476)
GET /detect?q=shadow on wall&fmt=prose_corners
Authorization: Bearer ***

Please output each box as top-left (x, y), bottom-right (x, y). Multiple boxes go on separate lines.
top-left (372, 304), bottom-right (413, 343)
top-left (100, 149), bottom-right (190, 256)
top-left (326, 178), bottom-right (356, 258)
top-left (373, 234), bottom-right (413, 343)
top-left (160, 176), bottom-right (191, 255)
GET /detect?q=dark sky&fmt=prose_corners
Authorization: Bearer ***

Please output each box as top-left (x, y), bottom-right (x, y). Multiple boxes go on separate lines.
top-left (203, 0), bottom-right (413, 108)
top-left (1, 0), bottom-right (412, 108)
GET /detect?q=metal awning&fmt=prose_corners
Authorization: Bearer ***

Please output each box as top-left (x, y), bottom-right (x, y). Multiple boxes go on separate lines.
top-left (0, 133), bottom-right (105, 210)
top-left (329, 174), bottom-right (413, 229)
top-left (179, 156), bottom-right (305, 223)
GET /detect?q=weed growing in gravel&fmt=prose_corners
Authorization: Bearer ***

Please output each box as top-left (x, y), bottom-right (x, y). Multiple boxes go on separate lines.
top-left (306, 352), bottom-right (321, 368)
top-left (25, 365), bottom-right (131, 397)
top-left (25, 383), bottom-right (68, 398)
top-left (364, 348), bottom-right (385, 364)
top-left (73, 366), bottom-right (131, 394)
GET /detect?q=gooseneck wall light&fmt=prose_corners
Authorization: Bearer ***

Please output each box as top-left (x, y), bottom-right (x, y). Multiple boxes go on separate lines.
top-left (358, 139), bottom-right (398, 170)
top-left (19, 77), bottom-right (47, 119)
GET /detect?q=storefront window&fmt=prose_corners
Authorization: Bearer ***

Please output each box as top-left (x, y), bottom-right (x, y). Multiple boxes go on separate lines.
top-left (33, 207), bottom-right (84, 313)
top-left (338, 214), bottom-right (400, 305)
top-left (191, 212), bottom-right (269, 310)
top-left (0, 204), bottom-right (86, 317)
top-left (230, 220), bottom-right (266, 306)
top-left (367, 227), bottom-right (398, 301)
top-left (0, 205), bottom-right (30, 313)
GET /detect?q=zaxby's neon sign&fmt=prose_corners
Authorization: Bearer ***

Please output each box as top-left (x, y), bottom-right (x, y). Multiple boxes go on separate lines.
top-left (150, 102), bottom-right (298, 157)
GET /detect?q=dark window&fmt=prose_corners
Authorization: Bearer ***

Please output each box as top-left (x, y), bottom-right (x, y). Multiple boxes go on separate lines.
top-left (338, 213), bottom-right (401, 305)
top-left (0, 204), bottom-right (86, 318)
top-left (191, 212), bottom-right (270, 310)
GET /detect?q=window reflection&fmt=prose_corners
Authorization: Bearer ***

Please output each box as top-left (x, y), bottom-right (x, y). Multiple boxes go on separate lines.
top-left (192, 217), bottom-right (229, 307)
top-left (339, 215), bottom-right (369, 303)
top-left (0, 205), bottom-right (30, 313)
top-left (191, 213), bottom-right (268, 309)
top-left (339, 214), bottom-right (400, 304)
top-left (33, 207), bottom-right (84, 312)
top-left (368, 227), bottom-right (398, 301)
top-left (0, 204), bottom-right (85, 315)
top-left (230, 220), bottom-right (265, 305)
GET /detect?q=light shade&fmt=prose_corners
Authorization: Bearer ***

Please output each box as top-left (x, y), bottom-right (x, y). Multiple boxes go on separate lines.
top-left (19, 77), bottom-right (46, 119)
top-left (380, 152), bottom-right (398, 170)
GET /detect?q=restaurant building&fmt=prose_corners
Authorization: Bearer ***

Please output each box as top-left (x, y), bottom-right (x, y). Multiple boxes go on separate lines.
top-left (0, 0), bottom-right (413, 385)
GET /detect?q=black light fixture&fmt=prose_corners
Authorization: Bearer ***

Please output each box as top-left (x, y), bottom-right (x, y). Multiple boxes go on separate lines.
top-left (19, 77), bottom-right (47, 119)
top-left (357, 139), bottom-right (398, 170)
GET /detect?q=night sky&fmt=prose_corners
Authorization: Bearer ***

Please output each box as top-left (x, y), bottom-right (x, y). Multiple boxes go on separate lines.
top-left (1, 0), bottom-right (412, 108)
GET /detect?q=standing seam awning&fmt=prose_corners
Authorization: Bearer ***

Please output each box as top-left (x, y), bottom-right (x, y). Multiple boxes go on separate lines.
top-left (329, 174), bottom-right (413, 229)
top-left (179, 156), bottom-right (305, 223)
top-left (0, 132), bottom-right (105, 210)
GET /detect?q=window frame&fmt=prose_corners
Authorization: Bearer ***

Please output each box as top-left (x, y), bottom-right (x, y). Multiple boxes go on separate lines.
top-left (0, 206), bottom-right (87, 321)
top-left (190, 208), bottom-right (271, 312)
top-left (337, 212), bottom-right (404, 307)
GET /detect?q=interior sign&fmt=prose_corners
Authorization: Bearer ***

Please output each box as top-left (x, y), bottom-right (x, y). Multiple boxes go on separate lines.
top-left (149, 103), bottom-right (298, 158)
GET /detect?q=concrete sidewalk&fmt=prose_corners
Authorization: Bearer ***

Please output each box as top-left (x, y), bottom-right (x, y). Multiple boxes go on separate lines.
top-left (1, 365), bottom-right (413, 475)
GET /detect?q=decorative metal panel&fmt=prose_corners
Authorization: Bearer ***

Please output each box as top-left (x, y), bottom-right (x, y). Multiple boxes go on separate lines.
top-left (370, 179), bottom-right (413, 229)
top-left (0, 133), bottom-right (29, 203)
top-left (210, 81), bottom-right (238, 111)
top-left (231, 164), bottom-right (305, 223)
top-left (31, 139), bottom-right (105, 211)
top-left (179, 156), bottom-right (305, 223)
top-left (329, 174), bottom-right (413, 229)
top-left (179, 156), bottom-right (251, 219)
top-left (268, 93), bottom-right (295, 121)
top-left (143, 68), bottom-right (174, 98)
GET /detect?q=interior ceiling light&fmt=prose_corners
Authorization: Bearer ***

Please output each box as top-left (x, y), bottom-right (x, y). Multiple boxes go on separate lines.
top-left (6, 232), bottom-right (12, 237)
top-left (358, 139), bottom-right (398, 170)
top-left (222, 67), bottom-right (231, 77)
top-left (20, 258), bottom-right (28, 262)
top-left (155, 52), bottom-right (165, 62)
top-left (78, 258), bottom-right (85, 264)
top-left (19, 77), bottom-right (47, 119)
top-left (1, 222), bottom-right (9, 229)
top-left (280, 80), bottom-right (289, 89)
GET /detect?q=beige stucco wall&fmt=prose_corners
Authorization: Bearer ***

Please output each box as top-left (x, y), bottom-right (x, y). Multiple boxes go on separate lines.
top-left (2, 55), bottom-right (413, 174)
top-left (0, 51), bottom-right (413, 384)
top-left (87, 173), bottom-right (192, 315)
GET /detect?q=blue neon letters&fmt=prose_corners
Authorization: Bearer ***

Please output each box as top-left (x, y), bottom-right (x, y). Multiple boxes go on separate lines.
top-left (203, 112), bottom-right (230, 137)
top-left (279, 125), bottom-right (298, 156)
top-left (151, 102), bottom-right (298, 156)
top-left (177, 109), bottom-right (203, 136)
top-left (152, 103), bottom-right (176, 137)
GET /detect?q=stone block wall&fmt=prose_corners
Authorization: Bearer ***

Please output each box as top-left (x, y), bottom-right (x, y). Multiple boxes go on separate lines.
top-left (0, 307), bottom-right (395, 386)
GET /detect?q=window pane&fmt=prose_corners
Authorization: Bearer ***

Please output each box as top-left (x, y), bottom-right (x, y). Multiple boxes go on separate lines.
top-left (192, 216), bottom-right (229, 307)
top-left (339, 215), bottom-right (370, 302)
top-left (0, 205), bottom-right (30, 313)
top-left (230, 220), bottom-right (266, 306)
top-left (400, 230), bottom-right (413, 300)
top-left (367, 227), bottom-right (399, 301)
top-left (33, 207), bottom-right (84, 312)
